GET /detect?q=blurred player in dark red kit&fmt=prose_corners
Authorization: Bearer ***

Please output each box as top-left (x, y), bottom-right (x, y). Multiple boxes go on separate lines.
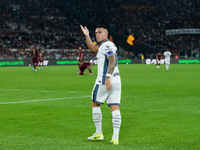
top-left (77, 62), bottom-right (94, 75)
top-left (39, 51), bottom-right (45, 69)
top-left (156, 52), bottom-right (162, 68)
top-left (31, 45), bottom-right (39, 72)
top-left (77, 47), bottom-right (84, 67)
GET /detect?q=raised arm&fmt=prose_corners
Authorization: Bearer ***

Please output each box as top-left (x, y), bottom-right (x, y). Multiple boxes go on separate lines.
top-left (80, 25), bottom-right (98, 52)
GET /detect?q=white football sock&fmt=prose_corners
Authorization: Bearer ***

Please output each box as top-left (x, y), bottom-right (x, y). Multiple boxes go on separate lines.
top-left (92, 107), bottom-right (102, 135)
top-left (112, 110), bottom-right (121, 140)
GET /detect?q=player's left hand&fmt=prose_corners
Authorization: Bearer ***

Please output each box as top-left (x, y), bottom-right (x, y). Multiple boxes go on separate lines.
top-left (105, 78), bottom-right (112, 91)
top-left (80, 25), bottom-right (89, 37)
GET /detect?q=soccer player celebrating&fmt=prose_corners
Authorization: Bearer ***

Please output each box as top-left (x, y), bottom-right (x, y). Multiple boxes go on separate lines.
top-left (156, 52), bottom-right (162, 68)
top-left (163, 50), bottom-right (172, 70)
top-left (80, 24), bottom-right (121, 145)
top-left (77, 62), bottom-right (94, 75)
top-left (31, 45), bottom-right (39, 72)
top-left (39, 51), bottom-right (45, 69)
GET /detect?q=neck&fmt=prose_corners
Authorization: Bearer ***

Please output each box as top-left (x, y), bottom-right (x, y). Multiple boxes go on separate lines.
top-left (100, 38), bottom-right (108, 45)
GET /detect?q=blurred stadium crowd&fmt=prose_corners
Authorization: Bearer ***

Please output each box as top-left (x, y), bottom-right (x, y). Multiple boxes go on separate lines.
top-left (0, 0), bottom-right (199, 60)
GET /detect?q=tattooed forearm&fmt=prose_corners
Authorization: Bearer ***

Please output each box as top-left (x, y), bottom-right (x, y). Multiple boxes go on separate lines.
top-left (107, 55), bottom-right (116, 74)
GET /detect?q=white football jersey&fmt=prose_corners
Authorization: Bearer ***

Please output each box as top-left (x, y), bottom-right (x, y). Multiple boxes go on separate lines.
top-left (164, 51), bottom-right (171, 60)
top-left (95, 40), bottom-right (121, 85)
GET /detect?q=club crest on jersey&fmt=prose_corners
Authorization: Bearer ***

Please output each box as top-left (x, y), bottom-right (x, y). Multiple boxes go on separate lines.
top-left (105, 45), bottom-right (112, 51)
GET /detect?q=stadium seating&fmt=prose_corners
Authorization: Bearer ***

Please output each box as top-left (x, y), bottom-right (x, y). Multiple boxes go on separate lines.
top-left (0, 0), bottom-right (199, 59)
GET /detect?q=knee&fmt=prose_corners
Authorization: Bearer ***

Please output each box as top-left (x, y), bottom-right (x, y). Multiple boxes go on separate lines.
top-left (92, 102), bottom-right (100, 107)
top-left (110, 105), bottom-right (120, 112)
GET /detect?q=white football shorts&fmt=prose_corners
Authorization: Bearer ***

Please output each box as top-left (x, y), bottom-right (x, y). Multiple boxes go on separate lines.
top-left (157, 60), bottom-right (161, 64)
top-left (165, 59), bottom-right (170, 64)
top-left (91, 83), bottom-right (121, 106)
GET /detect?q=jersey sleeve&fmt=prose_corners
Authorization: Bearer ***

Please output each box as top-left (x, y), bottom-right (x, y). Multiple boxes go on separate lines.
top-left (102, 42), bottom-right (114, 58)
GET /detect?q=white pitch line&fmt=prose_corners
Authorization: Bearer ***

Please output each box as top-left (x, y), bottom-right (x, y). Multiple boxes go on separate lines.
top-left (0, 95), bottom-right (91, 105)
top-left (0, 89), bottom-right (90, 93)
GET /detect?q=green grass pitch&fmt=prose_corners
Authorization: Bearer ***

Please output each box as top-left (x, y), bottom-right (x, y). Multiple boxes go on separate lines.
top-left (0, 64), bottom-right (199, 150)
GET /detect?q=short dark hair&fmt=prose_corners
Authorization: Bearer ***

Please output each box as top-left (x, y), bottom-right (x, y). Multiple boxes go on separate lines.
top-left (96, 24), bottom-right (108, 31)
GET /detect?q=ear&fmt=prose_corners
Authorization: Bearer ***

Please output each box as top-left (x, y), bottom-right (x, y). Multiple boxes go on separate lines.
top-left (105, 32), bottom-right (108, 38)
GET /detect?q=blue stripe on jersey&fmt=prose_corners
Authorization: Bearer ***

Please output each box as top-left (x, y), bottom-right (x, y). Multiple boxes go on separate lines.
top-left (102, 56), bottom-right (109, 85)
top-left (105, 51), bottom-right (113, 57)
top-left (92, 84), bottom-right (99, 102)
top-left (104, 39), bottom-right (110, 43)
